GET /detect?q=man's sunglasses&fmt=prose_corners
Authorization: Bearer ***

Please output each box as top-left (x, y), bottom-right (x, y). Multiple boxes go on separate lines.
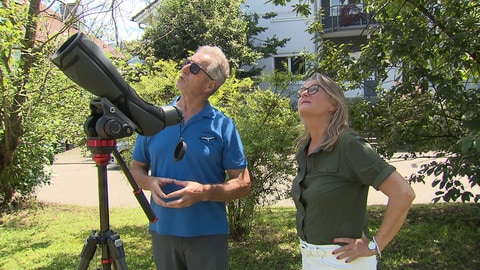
top-left (182, 59), bottom-right (215, 80)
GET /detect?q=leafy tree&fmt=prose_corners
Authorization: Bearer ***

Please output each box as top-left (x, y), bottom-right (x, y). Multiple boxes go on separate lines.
top-left (270, 0), bottom-right (480, 202)
top-left (215, 73), bottom-right (299, 240)
top-left (0, 0), bottom-right (46, 207)
top-left (0, 0), bottom-right (126, 208)
top-left (135, 0), bottom-right (289, 77)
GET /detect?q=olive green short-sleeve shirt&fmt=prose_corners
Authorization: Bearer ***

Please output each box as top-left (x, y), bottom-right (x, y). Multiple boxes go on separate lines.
top-left (291, 129), bottom-right (395, 245)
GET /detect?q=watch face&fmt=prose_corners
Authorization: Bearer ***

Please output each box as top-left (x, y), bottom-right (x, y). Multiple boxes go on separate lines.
top-left (368, 241), bottom-right (377, 250)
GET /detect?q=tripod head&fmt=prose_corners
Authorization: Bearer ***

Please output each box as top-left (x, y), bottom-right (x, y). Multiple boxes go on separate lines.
top-left (82, 97), bottom-right (135, 166)
top-left (85, 97), bottom-right (136, 140)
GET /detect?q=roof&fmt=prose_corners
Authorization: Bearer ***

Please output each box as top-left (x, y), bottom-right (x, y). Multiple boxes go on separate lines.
top-left (131, 0), bottom-right (160, 25)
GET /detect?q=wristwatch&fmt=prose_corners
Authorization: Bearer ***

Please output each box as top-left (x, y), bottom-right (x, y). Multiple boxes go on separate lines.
top-left (368, 237), bottom-right (381, 257)
top-left (368, 240), bottom-right (378, 255)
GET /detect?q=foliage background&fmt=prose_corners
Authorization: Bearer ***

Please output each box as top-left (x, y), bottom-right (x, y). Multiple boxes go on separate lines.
top-left (271, 0), bottom-right (480, 203)
top-left (134, 0), bottom-right (289, 78)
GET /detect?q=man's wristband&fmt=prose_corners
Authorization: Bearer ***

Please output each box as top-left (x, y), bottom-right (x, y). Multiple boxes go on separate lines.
top-left (373, 236), bottom-right (382, 257)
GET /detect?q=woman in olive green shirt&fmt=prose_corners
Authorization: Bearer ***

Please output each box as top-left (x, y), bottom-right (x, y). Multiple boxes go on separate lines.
top-left (293, 73), bottom-right (415, 269)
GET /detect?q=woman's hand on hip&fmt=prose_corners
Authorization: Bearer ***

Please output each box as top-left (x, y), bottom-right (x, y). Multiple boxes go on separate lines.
top-left (332, 236), bottom-right (374, 263)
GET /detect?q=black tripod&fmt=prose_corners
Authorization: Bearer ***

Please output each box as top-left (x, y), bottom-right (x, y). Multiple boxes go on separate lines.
top-left (77, 98), bottom-right (157, 270)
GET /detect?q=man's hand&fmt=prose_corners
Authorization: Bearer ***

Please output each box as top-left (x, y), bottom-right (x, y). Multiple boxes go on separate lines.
top-left (149, 177), bottom-right (174, 206)
top-left (163, 179), bottom-right (206, 208)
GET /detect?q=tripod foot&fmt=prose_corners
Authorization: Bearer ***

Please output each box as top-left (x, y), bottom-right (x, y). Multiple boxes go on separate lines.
top-left (77, 233), bottom-right (99, 270)
top-left (106, 231), bottom-right (128, 269)
top-left (77, 230), bottom-right (128, 270)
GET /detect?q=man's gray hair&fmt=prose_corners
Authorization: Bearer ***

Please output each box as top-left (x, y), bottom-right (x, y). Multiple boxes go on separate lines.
top-left (196, 46), bottom-right (230, 92)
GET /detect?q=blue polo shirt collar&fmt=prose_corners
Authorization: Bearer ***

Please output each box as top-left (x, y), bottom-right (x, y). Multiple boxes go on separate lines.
top-left (173, 96), bottom-right (216, 120)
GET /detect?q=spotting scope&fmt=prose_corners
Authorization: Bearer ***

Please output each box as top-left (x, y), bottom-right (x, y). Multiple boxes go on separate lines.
top-left (51, 32), bottom-right (181, 136)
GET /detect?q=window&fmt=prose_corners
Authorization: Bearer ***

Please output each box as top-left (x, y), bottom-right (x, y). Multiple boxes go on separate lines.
top-left (274, 56), bottom-right (305, 74)
top-left (331, 0), bottom-right (363, 5)
top-left (330, 0), bottom-right (344, 7)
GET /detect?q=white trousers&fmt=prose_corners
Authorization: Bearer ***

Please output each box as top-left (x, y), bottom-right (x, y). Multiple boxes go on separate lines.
top-left (300, 239), bottom-right (377, 270)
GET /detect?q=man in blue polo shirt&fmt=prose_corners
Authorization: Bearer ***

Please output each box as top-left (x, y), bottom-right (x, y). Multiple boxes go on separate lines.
top-left (130, 45), bottom-right (251, 270)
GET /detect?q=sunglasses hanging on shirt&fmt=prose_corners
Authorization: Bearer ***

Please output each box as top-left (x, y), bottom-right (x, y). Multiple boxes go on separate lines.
top-left (174, 118), bottom-right (187, 162)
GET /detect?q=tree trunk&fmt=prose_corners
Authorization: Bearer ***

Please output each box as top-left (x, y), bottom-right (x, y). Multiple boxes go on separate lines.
top-left (0, 0), bottom-right (40, 207)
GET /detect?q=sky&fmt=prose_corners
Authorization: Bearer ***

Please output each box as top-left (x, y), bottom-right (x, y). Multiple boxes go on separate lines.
top-left (44, 0), bottom-right (149, 41)
top-left (108, 0), bottom-right (146, 41)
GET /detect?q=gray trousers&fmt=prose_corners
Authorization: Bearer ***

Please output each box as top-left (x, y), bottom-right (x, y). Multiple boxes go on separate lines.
top-left (150, 231), bottom-right (229, 270)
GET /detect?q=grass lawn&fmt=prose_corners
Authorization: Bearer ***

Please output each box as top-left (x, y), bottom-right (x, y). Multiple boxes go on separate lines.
top-left (0, 202), bottom-right (479, 269)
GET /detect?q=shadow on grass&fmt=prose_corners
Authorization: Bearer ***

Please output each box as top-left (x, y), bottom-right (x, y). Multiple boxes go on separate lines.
top-left (2, 202), bottom-right (479, 269)
top-left (229, 207), bottom-right (301, 270)
top-left (32, 224), bottom-right (156, 270)
top-left (0, 203), bottom-right (155, 270)
top-left (370, 203), bottom-right (480, 270)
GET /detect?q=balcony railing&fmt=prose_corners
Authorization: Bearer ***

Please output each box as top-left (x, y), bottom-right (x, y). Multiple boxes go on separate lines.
top-left (322, 4), bottom-right (376, 33)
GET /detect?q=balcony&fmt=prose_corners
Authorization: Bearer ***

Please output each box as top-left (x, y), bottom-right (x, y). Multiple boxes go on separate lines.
top-left (321, 4), bottom-right (377, 38)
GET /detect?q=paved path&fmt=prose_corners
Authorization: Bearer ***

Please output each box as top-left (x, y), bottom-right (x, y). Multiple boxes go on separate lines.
top-left (36, 148), bottom-right (148, 208)
top-left (36, 148), bottom-right (479, 208)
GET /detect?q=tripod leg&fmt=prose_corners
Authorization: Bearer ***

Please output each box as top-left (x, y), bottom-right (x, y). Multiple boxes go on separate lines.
top-left (106, 232), bottom-right (128, 270)
top-left (77, 234), bottom-right (98, 270)
top-left (112, 148), bottom-right (157, 223)
top-left (80, 140), bottom-right (133, 269)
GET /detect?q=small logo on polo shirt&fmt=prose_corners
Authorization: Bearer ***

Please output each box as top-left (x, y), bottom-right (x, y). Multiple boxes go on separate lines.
top-left (200, 131), bottom-right (218, 145)
top-left (201, 136), bottom-right (216, 142)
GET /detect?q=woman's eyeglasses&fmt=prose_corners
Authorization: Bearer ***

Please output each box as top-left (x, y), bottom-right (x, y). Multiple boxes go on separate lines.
top-left (182, 59), bottom-right (215, 80)
top-left (297, 84), bottom-right (322, 98)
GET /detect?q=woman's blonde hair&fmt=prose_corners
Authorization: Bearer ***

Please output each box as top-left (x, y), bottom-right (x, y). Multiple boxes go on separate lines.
top-left (297, 73), bottom-right (349, 150)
